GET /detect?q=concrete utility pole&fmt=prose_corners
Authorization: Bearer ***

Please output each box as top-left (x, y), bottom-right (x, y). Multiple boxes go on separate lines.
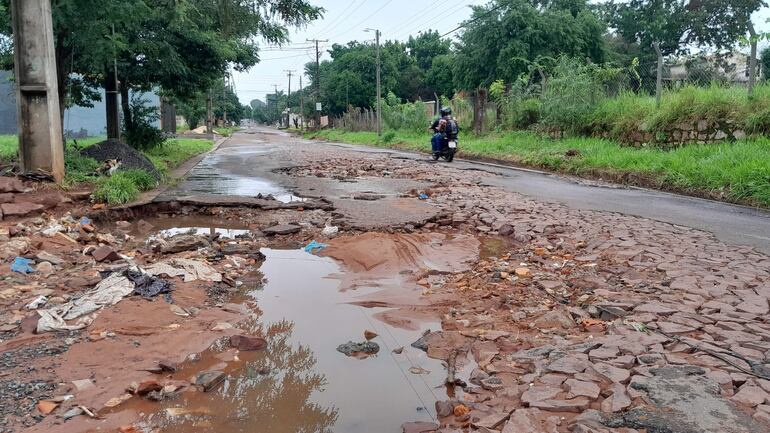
top-left (307, 39), bottom-right (327, 129)
top-left (365, 28), bottom-right (382, 136)
top-left (10, 0), bottom-right (65, 181)
top-left (284, 69), bottom-right (295, 128)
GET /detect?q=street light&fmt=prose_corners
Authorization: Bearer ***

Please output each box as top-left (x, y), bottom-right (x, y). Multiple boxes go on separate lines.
top-left (364, 28), bottom-right (382, 136)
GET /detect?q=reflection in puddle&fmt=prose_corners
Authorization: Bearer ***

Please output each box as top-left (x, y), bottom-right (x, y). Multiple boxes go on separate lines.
top-left (144, 249), bottom-right (446, 433)
top-left (178, 151), bottom-right (305, 203)
top-left (153, 227), bottom-right (250, 239)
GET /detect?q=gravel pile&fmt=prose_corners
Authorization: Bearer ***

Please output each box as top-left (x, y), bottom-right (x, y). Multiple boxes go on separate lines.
top-left (81, 139), bottom-right (160, 179)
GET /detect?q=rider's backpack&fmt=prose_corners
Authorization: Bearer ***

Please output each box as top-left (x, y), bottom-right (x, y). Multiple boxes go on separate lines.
top-left (445, 118), bottom-right (459, 139)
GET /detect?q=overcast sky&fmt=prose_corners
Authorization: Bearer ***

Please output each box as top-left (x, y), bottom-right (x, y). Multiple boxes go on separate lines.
top-left (233, 0), bottom-right (770, 105)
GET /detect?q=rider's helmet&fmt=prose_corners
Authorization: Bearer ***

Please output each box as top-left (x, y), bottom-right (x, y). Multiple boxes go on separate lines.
top-left (440, 107), bottom-right (452, 116)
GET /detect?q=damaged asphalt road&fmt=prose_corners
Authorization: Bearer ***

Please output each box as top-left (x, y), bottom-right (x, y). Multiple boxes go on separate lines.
top-left (0, 126), bottom-right (769, 433)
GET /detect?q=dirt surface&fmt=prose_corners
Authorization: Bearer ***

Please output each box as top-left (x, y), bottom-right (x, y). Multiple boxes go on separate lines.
top-left (2, 127), bottom-right (770, 433)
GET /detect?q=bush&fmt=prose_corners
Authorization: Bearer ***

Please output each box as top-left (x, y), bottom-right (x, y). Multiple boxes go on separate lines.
top-left (381, 92), bottom-right (430, 132)
top-left (539, 58), bottom-right (604, 135)
top-left (120, 169), bottom-right (158, 190)
top-left (123, 96), bottom-right (166, 151)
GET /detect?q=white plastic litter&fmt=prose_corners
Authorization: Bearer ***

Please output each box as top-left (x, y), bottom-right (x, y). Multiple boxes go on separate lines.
top-left (36, 273), bottom-right (135, 332)
top-left (322, 225), bottom-right (339, 237)
top-left (25, 295), bottom-right (48, 310)
top-left (144, 258), bottom-right (222, 283)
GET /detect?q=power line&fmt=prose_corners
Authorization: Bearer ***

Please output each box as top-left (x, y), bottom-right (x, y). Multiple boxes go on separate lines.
top-left (311, 0), bottom-right (364, 38)
top-left (401, 0), bottom-right (479, 40)
top-left (387, 0), bottom-right (444, 36)
top-left (440, 1), bottom-right (505, 38)
top-left (328, 0), bottom-right (394, 41)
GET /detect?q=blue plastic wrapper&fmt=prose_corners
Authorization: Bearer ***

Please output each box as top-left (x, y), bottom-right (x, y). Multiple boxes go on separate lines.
top-left (11, 257), bottom-right (35, 274)
top-left (304, 240), bottom-right (328, 254)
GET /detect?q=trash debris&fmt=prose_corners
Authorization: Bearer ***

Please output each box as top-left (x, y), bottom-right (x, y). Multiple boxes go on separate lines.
top-left (336, 341), bottom-right (380, 357)
top-left (303, 240), bottom-right (327, 254)
top-left (364, 330), bottom-right (378, 340)
top-left (11, 257), bottom-right (35, 274)
top-left (322, 225), bottom-right (339, 237)
top-left (79, 216), bottom-right (92, 226)
top-left (127, 269), bottom-right (172, 299)
top-left (145, 258), bottom-right (222, 282)
top-left (36, 273), bottom-right (134, 332)
top-left (418, 193), bottom-right (429, 200)
top-left (62, 407), bottom-right (84, 420)
top-left (409, 366), bottom-right (430, 375)
top-left (25, 295), bottom-right (48, 310)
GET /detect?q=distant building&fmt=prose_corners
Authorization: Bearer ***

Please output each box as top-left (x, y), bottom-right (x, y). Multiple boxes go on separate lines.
top-left (0, 70), bottom-right (160, 137)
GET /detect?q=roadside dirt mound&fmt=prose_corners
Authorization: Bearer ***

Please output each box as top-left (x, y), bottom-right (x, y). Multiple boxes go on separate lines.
top-left (324, 232), bottom-right (479, 276)
top-left (81, 139), bottom-right (160, 179)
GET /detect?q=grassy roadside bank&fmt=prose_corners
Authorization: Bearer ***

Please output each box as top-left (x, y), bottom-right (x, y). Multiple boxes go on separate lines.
top-left (307, 129), bottom-right (770, 208)
top-left (0, 135), bottom-right (214, 204)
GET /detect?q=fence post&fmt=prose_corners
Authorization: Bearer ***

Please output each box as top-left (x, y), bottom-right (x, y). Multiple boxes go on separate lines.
top-left (653, 42), bottom-right (663, 109)
top-left (748, 23), bottom-right (758, 100)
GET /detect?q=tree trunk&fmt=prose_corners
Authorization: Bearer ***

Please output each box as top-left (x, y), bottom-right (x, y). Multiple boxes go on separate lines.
top-left (654, 42), bottom-right (663, 109)
top-left (473, 88), bottom-right (488, 135)
top-left (105, 66), bottom-right (120, 140)
top-left (748, 23), bottom-right (758, 100)
top-left (120, 80), bottom-right (132, 134)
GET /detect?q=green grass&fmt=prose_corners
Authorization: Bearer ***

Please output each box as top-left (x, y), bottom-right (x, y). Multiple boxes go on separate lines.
top-left (309, 129), bottom-right (770, 207)
top-left (1, 134), bottom-right (213, 204)
top-left (144, 138), bottom-right (214, 176)
top-left (214, 126), bottom-right (240, 137)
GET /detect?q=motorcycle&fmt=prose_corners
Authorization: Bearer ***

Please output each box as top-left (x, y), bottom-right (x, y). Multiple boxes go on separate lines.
top-left (433, 137), bottom-right (457, 162)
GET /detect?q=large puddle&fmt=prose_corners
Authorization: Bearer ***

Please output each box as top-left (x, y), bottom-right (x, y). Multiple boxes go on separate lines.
top-left (139, 248), bottom-right (451, 432)
top-left (173, 145), bottom-right (305, 203)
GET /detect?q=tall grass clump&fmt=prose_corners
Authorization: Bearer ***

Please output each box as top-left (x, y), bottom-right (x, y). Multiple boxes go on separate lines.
top-left (539, 58), bottom-right (604, 135)
top-left (382, 92), bottom-right (430, 132)
top-left (591, 92), bottom-right (656, 141)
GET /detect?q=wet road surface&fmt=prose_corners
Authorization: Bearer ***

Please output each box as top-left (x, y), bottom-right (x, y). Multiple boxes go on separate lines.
top-left (169, 127), bottom-right (770, 253)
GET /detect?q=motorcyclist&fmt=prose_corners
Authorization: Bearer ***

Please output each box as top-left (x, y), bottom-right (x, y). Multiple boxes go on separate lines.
top-left (430, 107), bottom-right (456, 157)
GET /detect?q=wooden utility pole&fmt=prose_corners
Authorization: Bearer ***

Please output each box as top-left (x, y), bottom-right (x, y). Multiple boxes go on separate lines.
top-left (10, 0), bottom-right (65, 181)
top-left (653, 42), bottom-right (663, 109)
top-left (748, 23), bottom-right (758, 100)
top-left (206, 88), bottom-right (213, 134)
top-left (375, 29), bottom-right (382, 136)
top-left (105, 25), bottom-right (120, 141)
top-left (307, 39), bottom-right (327, 129)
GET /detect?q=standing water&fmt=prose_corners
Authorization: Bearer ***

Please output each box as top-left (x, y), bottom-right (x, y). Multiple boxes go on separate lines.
top-left (145, 248), bottom-right (449, 433)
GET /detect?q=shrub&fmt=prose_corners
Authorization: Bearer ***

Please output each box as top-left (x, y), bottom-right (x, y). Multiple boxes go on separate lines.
top-left (539, 57), bottom-right (604, 135)
top-left (381, 130), bottom-right (397, 143)
top-left (123, 95), bottom-right (166, 151)
top-left (120, 169), bottom-right (158, 191)
top-left (381, 92), bottom-right (430, 132)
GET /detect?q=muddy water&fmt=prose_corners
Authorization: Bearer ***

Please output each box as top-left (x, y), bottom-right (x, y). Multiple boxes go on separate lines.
top-left (144, 248), bottom-right (449, 433)
top-left (170, 143), bottom-right (305, 203)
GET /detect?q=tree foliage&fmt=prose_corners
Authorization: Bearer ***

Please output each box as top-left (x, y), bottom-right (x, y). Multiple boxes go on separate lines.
top-left (452, 0), bottom-right (606, 90)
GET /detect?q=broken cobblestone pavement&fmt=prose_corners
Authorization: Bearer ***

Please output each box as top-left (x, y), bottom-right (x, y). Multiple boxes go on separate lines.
top-left (2, 132), bottom-right (770, 433)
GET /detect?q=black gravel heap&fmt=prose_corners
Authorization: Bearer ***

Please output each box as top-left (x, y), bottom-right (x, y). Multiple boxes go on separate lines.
top-left (81, 139), bottom-right (161, 179)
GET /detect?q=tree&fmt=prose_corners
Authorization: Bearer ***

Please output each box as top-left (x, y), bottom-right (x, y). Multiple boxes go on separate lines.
top-left (452, 0), bottom-right (606, 91)
top-left (0, 0), bottom-right (323, 138)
